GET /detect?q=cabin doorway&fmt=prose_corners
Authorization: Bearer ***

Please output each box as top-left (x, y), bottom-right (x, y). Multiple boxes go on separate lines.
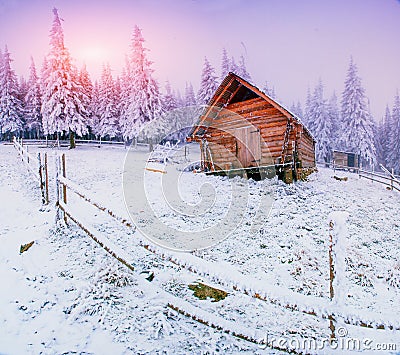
top-left (234, 126), bottom-right (261, 168)
top-left (347, 153), bottom-right (355, 167)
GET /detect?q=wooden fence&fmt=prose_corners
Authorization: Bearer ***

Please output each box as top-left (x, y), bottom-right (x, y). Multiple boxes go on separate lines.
top-left (9, 141), bottom-right (399, 350)
top-left (13, 137), bottom-right (49, 204)
top-left (318, 161), bottom-right (400, 192)
top-left (53, 153), bottom-right (279, 350)
top-left (52, 153), bottom-right (399, 352)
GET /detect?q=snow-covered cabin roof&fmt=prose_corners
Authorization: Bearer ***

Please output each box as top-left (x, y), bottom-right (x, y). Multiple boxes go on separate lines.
top-left (189, 72), bottom-right (315, 142)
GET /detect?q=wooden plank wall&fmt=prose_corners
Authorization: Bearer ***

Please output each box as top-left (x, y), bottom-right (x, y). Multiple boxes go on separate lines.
top-left (297, 127), bottom-right (315, 168)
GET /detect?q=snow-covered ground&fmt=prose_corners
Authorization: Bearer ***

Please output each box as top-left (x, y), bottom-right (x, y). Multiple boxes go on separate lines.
top-left (1, 142), bottom-right (399, 354)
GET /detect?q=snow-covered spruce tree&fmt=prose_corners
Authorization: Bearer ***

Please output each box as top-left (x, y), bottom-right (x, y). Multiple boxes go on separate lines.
top-left (197, 57), bottom-right (219, 106)
top-left (220, 48), bottom-right (230, 80)
top-left (0, 46), bottom-right (23, 139)
top-left (303, 87), bottom-right (312, 127)
top-left (117, 63), bottom-right (131, 140)
top-left (78, 64), bottom-right (93, 139)
top-left (24, 57), bottom-right (42, 138)
top-left (88, 80), bottom-right (101, 138)
top-left (340, 58), bottom-right (376, 167)
top-left (161, 80), bottom-right (180, 140)
top-left (185, 82), bottom-right (197, 108)
top-left (327, 92), bottom-right (340, 149)
top-left (262, 81), bottom-right (276, 100)
top-left (389, 93), bottom-right (400, 173)
top-left (41, 8), bottom-right (88, 148)
top-left (229, 56), bottom-right (239, 77)
top-left (381, 105), bottom-right (392, 168)
top-left (290, 101), bottom-right (303, 120)
top-left (237, 55), bottom-right (252, 82)
top-left (97, 64), bottom-right (119, 139)
top-left (308, 80), bottom-right (332, 163)
top-left (174, 81), bottom-right (200, 140)
top-left (163, 80), bottom-right (178, 113)
top-left (122, 25), bottom-right (164, 144)
top-left (375, 119), bottom-right (386, 169)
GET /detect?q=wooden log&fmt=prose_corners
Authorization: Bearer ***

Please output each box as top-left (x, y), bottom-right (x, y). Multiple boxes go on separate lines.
top-left (226, 96), bottom-right (264, 110)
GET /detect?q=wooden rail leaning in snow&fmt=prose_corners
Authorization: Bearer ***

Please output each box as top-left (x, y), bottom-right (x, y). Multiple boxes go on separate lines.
top-left (13, 137), bottom-right (49, 204)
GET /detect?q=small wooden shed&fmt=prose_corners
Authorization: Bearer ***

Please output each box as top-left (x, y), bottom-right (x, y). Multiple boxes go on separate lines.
top-left (333, 150), bottom-right (360, 169)
top-left (187, 73), bottom-right (315, 182)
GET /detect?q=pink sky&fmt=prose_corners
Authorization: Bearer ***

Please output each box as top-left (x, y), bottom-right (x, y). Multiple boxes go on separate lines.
top-left (0, 0), bottom-right (399, 119)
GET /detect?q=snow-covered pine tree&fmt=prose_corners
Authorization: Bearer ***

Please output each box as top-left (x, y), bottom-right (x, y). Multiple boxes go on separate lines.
top-left (39, 57), bottom-right (49, 97)
top-left (18, 76), bottom-right (29, 103)
top-left (78, 64), bottom-right (93, 139)
top-left (327, 92), bottom-right (340, 149)
top-left (340, 58), bottom-right (376, 167)
top-left (97, 64), bottom-right (119, 139)
top-left (237, 55), bottom-right (252, 82)
top-left (163, 80), bottom-right (178, 113)
top-left (88, 80), bottom-right (101, 139)
top-left (375, 118), bottom-right (386, 169)
top-left (114, 76), bottom-right (122, 140)
top-left (220, 48), bottom-right (230, 80)
top-left (176, 81), bottom-right (200, 140)
top-left (308, 80), bottom-right (332, 163)
top-left (41, 8), bottom-right (88, 148)
top-left (389, 93), bottom-right (400, 173)
top-left (174, 89), bottom-right (185, 108)
top-left (122, 25), bottom-right (164, 144)
top-left (303, 87), bottom-right (312, 127)
top-left (229, 56), bottom-right (239, 77)
top-left (262, 81), bottom-right (276, 100)
top-left (24, 57), bottom-right (42, 138)
top-left (381, 105), bottom-right (392, 168)
top-left (0, 46), bottom-right (23, 139)
top-left (161, 80), bottom-right (180, 140)
top-left (18, 76), bottom-right (28, 135)
top-left (117, 63), bottom-right (131, 140)
top-left (197, 57), bottom-right (219, 105)
top-left (185, 82), bottom-right (196, 108)
top-left (290, 101), bottom-right (303, 119)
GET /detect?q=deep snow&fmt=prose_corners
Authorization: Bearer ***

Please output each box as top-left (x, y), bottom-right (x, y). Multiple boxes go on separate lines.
top-left (0, 142), bottom-right (399, 354)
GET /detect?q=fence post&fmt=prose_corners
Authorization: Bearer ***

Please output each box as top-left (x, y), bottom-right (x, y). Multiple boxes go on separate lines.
top-left (38, 152), bottom-right (45, 205)
top-left (391, 168), bottom-right (394, 191)
top-left (55, 155), bottom-right (61, 223)
top-left (61, 153), bottom-right (67, 223)
top-left (44, 153), bottom-right (49, 204)
top-left (328, 219), bottom-right (336, 340)
top-left (26, 145), bottom-right (29, 164)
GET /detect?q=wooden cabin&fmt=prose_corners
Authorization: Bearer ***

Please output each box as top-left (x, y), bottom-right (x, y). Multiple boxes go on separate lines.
top-left (333, 150), bottom-right (360, 169)
top-left (187, 73), bottom-right (316, 182)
